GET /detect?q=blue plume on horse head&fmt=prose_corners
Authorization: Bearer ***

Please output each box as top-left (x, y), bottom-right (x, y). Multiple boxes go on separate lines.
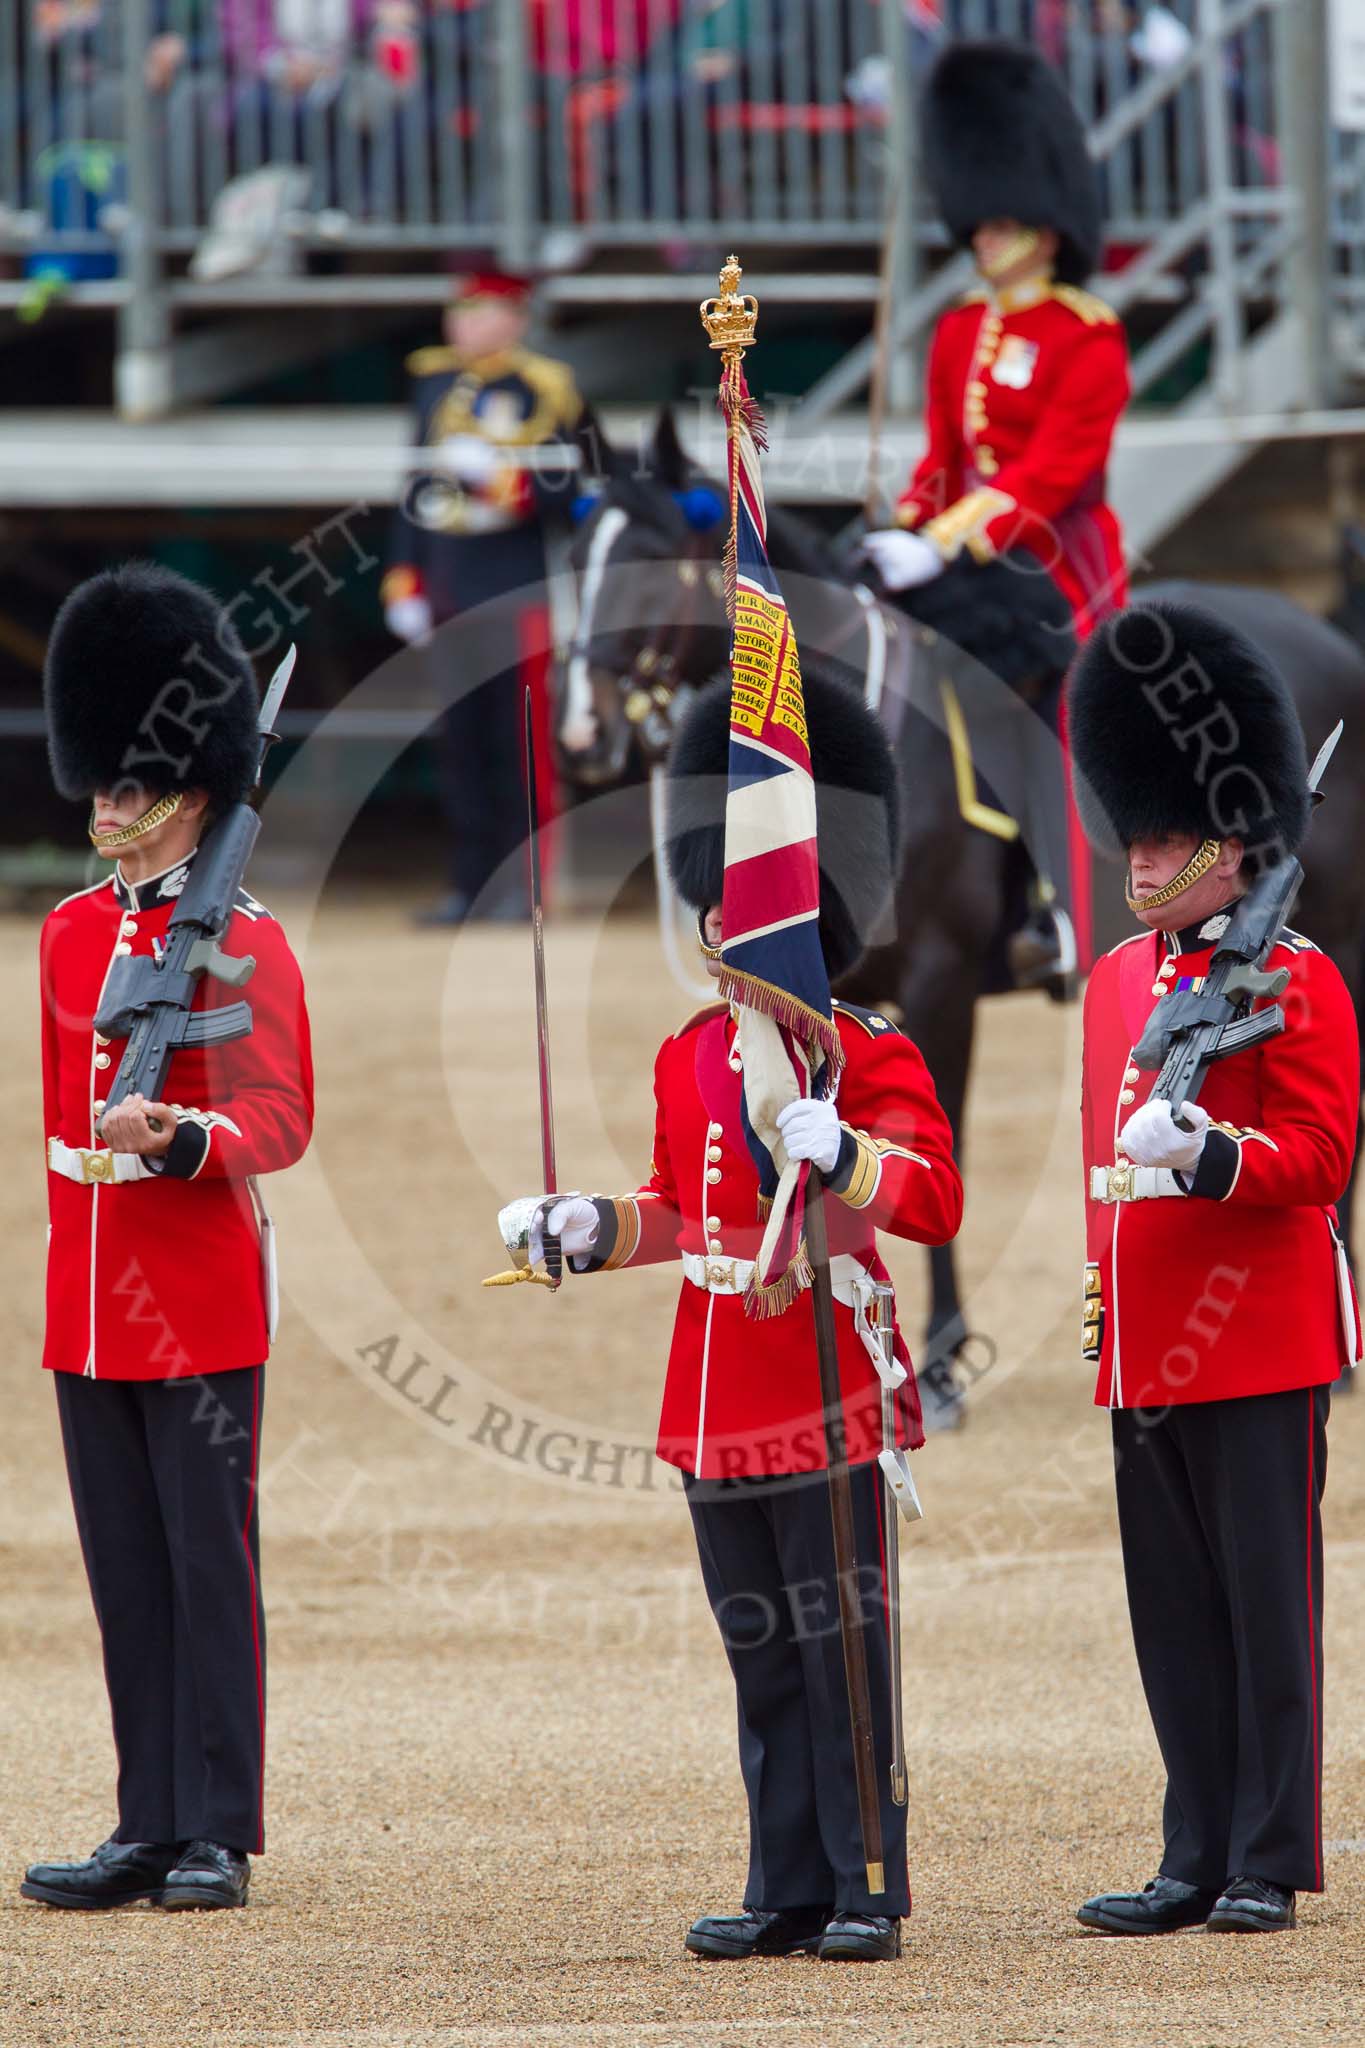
top-left (674, 483), bottom-right (726, 532)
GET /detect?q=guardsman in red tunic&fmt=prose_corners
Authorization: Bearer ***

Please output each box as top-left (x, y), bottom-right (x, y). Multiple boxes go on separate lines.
top-left (500, 675), bottom-right (962, 1961)
top-left (21, 565), bottom-right (314, 1915)
top-left (862, 40), bottom-right (1129, 643)
top-left (1067, 601), bottom-right (1360, 1936)
top-left (862, 41), bottom-right (1130, 985)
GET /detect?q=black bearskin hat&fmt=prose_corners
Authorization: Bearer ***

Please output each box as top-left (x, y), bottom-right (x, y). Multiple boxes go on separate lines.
top-left (44, 561), bottom-right (260, 807)
top-left (891, 550), bottom-right (1076, 688)
top-left (665, 668), bottom-right (900, 982)
top-left (923, 41), bottom-right (1102, 285)
top-left (1067, 600), bottom-right (1310, 871)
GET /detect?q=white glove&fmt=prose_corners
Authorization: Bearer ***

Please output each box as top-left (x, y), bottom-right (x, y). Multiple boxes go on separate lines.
top-left (438, 433), bottom-right (500, 487)
top-left (1132, 5), bottom-right (1193, 69)
top-left (776, 1096), bottom-right (844, 1175)
top-left (861, 528), bottom-right (945, 593)
top-left (530, 1195), bottom-right (600, 1268)
top-left (1118, 1098), bottom-right (1210, 1172)
top-left (385, 594), bottom-right (433, 643)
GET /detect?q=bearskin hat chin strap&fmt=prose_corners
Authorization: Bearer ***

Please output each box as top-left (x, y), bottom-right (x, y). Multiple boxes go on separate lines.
top-left (696, 909), bottom-right (723, 963)
top-left (1124, 837), bottom-right (1221, 913)
top-left (978, 225), bottom-right (1044, 280)
top-left (87, 790), bottom-right (182, 850)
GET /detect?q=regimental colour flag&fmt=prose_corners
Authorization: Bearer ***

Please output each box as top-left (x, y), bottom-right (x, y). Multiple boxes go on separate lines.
top-left (715, 360), bottom-right (843, 1316)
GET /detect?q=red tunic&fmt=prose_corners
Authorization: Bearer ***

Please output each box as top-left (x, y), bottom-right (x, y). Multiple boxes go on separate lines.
top-left (1081, 921), bottom-right (1360, 1412)
top-left (583, 1001), bottom-right (963, 1479)
top-left (40, 855), bottom-right (314, 1380)
top-left (896, 280), bottom-right (1131, 641)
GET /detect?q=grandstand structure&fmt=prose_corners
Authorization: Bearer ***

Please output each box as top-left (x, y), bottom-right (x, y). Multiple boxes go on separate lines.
top-left (0, 2), bottom-right (1360, 597)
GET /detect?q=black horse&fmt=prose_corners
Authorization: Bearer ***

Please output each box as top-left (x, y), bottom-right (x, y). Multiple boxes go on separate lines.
top-left (560, 413), bottom-right (1365, 1417)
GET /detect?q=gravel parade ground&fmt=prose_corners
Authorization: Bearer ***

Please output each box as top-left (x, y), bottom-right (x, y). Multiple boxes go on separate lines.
top-left (3, 903), bottom-right (1363, 2048)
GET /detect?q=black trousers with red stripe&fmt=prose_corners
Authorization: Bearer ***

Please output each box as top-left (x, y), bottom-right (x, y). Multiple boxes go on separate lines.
top-left (1111, 1383), bottom-right (1330, 1895)
top-left (685, 1461), bottom-right (909, 1917)
top-left (53, 1366), bottom-right (267, 1856)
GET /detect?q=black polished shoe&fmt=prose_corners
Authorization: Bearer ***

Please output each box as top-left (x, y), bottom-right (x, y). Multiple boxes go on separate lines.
top-left (685, 1904), bottom-right (830, 1960)
top-left (818, 1911), bottom-right (903, 1961)
top-left (160, 1840), bottom-right (250, 1911)
top-left (1206, 1875), bottom-right (1296, 1932)
top-left (20, 1837), bottom-right (179, 1910)
top-left (1077, 1874), bottom-right (1218, 1935)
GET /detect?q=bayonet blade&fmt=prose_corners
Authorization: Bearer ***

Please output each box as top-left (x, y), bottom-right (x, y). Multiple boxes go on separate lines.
top-left (258, 644), bottom-right (296, 738)
top-left (1308, 718), bottom-right (1343, 794)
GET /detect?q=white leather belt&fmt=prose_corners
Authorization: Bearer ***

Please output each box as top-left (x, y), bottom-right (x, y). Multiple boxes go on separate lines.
top-left (1089, 1162), bottom-right (1186, 1203)
top-left (681, 1249), bottom-right (904, 1381)
top-left (48, 1136), bottom-right (153, 1186)
top-left (682, 1248), bottom-right (874, 1306)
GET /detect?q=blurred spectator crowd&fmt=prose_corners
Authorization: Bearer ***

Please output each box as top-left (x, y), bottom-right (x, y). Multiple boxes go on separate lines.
top-left (6, 1), bottom-right (1208, 266)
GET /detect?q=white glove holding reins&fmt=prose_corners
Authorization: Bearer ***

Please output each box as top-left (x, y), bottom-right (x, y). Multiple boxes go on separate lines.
top-left (776, 1096), bottom-right (843, 1175)
top-left (530, 1195), bottom-right (600, 1269)
top-left (861, 527), bottom-right (945, 592)
top-left (1118, 1098), bottom-right (1210, 1173)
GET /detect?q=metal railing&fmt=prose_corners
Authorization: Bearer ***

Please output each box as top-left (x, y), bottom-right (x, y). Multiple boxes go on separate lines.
top-left (0, 0), bottom-right (1312, 261)
top-left (0, 0), bottom-right (1354, 420)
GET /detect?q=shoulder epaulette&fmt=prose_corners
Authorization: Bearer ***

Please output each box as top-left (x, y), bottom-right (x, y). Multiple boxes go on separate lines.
top-left (1050, 283), bottom-right (1120, 327)
top-left (834, 999), bottom-right (903, 1039)
top-left (1276, 928), bottom-right (1320, 954)
top-left (1103, 930), bottom-right (1151, 958)
top-left (233, 886), bottom-right (274, 924)
top-left (514, 348), bottom-right (583, 427)
top-left (673, 1000), bottom-right (729, 1039)
top-left (404, 345), bottom-right (460, 377)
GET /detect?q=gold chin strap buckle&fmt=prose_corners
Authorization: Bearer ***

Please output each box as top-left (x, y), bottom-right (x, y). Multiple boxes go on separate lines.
top-left (1126, 838), bottom-right (1221, 913)
top-left (88, 791), bottom-right (183, 850)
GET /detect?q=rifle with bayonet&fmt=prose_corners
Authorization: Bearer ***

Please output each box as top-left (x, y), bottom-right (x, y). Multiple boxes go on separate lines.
top-left (1132, 722), bottom-right (1342, 1123)
top-left (94, 645), bottom-right (295, 1136)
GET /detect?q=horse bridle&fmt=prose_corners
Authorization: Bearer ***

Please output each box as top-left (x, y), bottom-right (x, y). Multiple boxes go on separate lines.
top-left (618, 537), bottom-right (721, 728)
top-left (567, 511), bottom-right (893, 749)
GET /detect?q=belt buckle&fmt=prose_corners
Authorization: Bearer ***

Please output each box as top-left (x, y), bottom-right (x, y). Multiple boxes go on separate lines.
top-left (1108, 1161), bottom-right (1133, 1201)
top-left (81, 1150), bottom-right (113, 1184)
top-left (704, 1258), bottom-right (738, 1291)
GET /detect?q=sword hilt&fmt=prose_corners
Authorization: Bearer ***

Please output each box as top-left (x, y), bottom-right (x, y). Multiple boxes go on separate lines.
top-left (482, 1266), bottom-right (559, 1289)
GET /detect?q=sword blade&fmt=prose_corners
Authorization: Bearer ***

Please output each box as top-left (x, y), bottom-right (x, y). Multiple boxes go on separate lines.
top-left (525, 688), bottom-right (561, 1286)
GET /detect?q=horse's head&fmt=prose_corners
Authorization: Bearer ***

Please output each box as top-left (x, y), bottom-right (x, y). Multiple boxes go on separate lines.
top-left (560, 409), bottom-right (731, 783)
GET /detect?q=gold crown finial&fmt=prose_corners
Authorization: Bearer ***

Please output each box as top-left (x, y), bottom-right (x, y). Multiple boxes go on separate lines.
top-left (701, 254), bottom-right (758, 357)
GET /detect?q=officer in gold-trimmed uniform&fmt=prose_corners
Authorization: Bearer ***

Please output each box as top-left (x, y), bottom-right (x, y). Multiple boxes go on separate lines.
top-left (382, 271), bottom-right (587, 924)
